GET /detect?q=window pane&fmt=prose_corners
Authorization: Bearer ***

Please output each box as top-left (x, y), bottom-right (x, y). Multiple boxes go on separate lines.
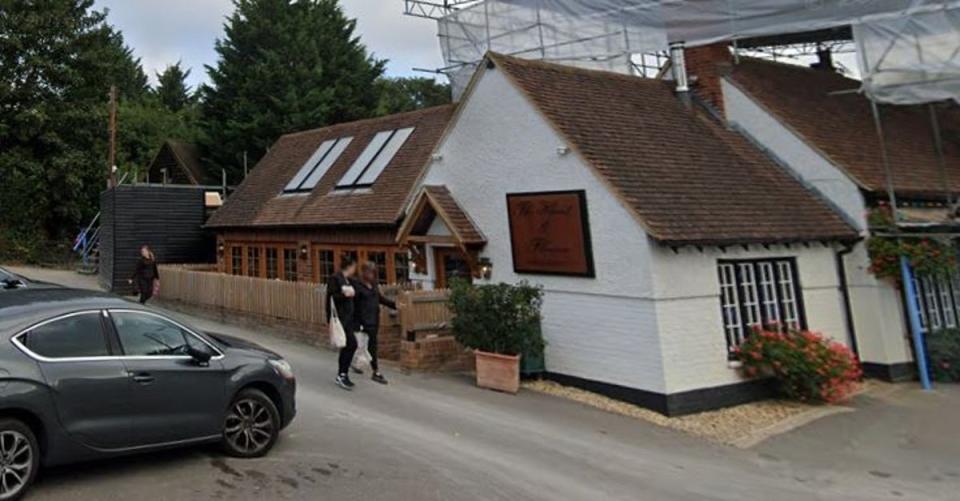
top-left (247, 247), bottom-right (261, 278)
top-left (22, 313), bottom-right (108, 358)
top-left (717, 263), bottom-right (743, 353)
top-left (231, 247), bottom-right (243, 275)
top-left (284, 139), bottom-right (336, 192)
top-left (112, 312), bottom-right (190, 357)
top-left (738, 263), bottom-right (761, 329)
top-left (300, 137), bottom-right (353, 190)
top-left (266, 248), bottom-right (279, 280)
top-left (368, 251), bottom-right (388, 284)
top-left (337, 131), bottom-right (393, 187)
top-left (394, 252), bottom-right (410, 284)
top-left (317, 249), bottom-right (334, 284)
top-left (758, 262), bottom-right (781, 327)
top-left (283, 249), bottom-right (298, 281)
top-left (356, 127), bottom-right (415, 186)
top-left (777, 261), bottom-right (801, 329)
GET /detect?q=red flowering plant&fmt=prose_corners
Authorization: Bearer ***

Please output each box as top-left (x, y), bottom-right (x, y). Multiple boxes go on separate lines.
top-left (866, 237), bottom-right (957, 282)
top-left (734, 328), bottom-right (863, 404)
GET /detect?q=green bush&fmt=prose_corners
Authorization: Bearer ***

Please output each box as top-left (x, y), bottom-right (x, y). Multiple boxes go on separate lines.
top-left (736, 328), bottom-right (862, 403)
top-left (927, 329), bottom-right (960, 382)
top-left (448, 280), bottom-right (545, 357)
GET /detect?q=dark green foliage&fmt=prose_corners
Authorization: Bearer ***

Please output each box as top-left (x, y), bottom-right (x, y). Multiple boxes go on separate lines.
top-left (375, 77), bottom-right (452, 115)
top-left (200, 0), bottom-right (385, 180)
top-left (448, 280), bottom-right (545, 357)
top-left (927, 329), bottom-right (960, 382)
top-left (0, 0), bottom-right (150, 261)
top-left (154, 62), bottom-right (195, 113)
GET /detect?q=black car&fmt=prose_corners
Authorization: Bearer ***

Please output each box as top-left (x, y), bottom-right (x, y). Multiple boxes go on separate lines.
top-left (0, 288), bottom-right (296, 500)
top-left (0, 268), bottom-right (28, 290)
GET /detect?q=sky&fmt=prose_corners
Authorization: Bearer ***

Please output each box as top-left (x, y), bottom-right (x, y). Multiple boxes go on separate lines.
top-left (93, 0), bottom-right (446, 89)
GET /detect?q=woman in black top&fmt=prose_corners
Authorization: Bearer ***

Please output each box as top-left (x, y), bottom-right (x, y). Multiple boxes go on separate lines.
top-left (327, 257), bottom-right (358, 390)
top-left (352, 262), bottom-right (397, 384)
top-left (128, 245), bottom-right (159, 304)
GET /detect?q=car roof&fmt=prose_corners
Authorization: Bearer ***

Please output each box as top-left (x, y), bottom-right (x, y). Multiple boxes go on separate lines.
top-left (0, 287), bottom-right (145, 336)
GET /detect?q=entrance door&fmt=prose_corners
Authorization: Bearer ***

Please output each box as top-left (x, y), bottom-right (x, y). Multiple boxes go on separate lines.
top-left (434, 248), bottom-right (473, 289)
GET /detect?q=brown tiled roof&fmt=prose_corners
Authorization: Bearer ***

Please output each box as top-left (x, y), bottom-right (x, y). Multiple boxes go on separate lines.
top-left (729, 58), bottom-right (960, 199)
top-left (422, 185), bottom-right (486, 244)
top-left (489, 53), bottom-right (857, 245)
top-left (206, 105), bottom-right (456, 228)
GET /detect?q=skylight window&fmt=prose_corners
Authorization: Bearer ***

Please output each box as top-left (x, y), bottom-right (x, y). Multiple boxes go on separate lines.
top-left (336, 127), bottom-right (415, 189)
top-left (283, 136), bottom-right (353, 193)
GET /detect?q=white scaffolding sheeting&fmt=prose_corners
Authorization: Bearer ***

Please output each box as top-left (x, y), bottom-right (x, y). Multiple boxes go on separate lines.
top-left (856, 4), bottom-right (960, 104)
top-left (431, 0), bottom-right (960, 103)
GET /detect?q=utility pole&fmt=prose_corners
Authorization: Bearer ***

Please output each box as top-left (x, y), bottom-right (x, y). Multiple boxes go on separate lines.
top-left (108, 85), bottom-right (118, 188)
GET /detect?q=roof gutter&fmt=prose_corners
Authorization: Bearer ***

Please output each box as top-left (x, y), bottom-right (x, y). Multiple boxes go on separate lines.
top-left (834, 241), bottom-right (861, 359)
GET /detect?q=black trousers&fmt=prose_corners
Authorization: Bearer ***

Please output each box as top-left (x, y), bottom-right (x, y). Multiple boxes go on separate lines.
top-left (363, 324), bottom-right (380, 373)
top-left (137, 279), bottom-right (154, 304)
top-left (337, 324), bottom-right (358, 376)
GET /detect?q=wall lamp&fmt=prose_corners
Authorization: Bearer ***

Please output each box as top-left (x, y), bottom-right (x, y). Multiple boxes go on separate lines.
top-left (300, 245), bottom-right (309, 258)
top-left (217, 243), bottom-right (225, 257)
top-left (478, 257), bottom-right (493, 280)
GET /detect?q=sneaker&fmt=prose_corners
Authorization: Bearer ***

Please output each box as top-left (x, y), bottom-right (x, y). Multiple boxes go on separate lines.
top-left (371, 373), bottom-right (388, 385)
top-left (351, 364), bottom-right (364, 375)
top-left (335, 374), bottom-right (353, 391)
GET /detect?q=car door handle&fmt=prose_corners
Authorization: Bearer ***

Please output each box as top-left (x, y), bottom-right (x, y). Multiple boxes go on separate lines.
top-left (128, 372), bottom-right (154, 385)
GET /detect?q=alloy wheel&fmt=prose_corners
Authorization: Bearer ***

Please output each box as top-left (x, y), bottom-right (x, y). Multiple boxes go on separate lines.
top-left (224, 398), bottom-right (275, 455)
top-left (0, 430), bottom-right (32, 501)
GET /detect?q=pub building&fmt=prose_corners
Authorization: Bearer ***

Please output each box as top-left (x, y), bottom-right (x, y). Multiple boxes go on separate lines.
top-left (397, 53), bottom-right (863, 416)
top-left (205, 105), bottom-right (456, 284)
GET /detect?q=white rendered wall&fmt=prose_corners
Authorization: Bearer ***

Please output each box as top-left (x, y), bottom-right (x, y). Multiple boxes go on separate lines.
top-left (649, 244), bottom-right (851, 393)
top-left (418, 66), bottom-right (667, 393)
top-left (722, 78), bottom-right (913, 367)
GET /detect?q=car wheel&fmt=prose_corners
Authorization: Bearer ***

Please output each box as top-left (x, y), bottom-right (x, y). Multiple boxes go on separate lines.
top-left (222, 389), bottom-right (280, 458)
top-left (0, 419), bottom-right (39, 501)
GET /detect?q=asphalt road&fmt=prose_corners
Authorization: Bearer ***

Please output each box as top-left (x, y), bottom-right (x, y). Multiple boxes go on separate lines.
top-left (9, 266), bottom-right (960, 501)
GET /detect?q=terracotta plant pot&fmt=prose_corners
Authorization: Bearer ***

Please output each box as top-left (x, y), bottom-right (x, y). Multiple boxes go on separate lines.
top-left (474, 351), bottom-right (521, 394)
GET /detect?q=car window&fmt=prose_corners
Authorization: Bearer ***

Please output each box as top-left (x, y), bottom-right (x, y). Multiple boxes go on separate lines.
top-left (111, 312), bottom-right (193, 357)
top-left (21, 312), bottom-right (109, 358)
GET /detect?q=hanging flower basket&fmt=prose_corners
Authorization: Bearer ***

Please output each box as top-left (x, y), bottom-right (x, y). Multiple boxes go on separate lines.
top-left (866, 237), bottom-right (957, 282)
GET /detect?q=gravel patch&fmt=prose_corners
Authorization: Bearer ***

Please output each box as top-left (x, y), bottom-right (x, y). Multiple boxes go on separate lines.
top-left (522, 380), bottom-right (859, 446)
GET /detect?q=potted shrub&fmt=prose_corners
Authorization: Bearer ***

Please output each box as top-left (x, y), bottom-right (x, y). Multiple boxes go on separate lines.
top-left (448, 280), bottom-right (545, 394)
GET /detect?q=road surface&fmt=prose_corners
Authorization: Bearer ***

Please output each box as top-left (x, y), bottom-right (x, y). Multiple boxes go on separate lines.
top-left (7, 266), bottom-right (959, 501)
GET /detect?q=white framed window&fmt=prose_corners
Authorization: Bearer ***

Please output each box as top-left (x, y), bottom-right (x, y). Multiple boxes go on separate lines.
top-left (718, 258), bottom-right (806, 356)
top-left (914, 272), bottom-right (960, 331)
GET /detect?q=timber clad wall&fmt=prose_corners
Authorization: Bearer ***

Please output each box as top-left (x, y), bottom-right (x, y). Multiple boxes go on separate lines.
top-left (99, 185), bottom-right (214, 293)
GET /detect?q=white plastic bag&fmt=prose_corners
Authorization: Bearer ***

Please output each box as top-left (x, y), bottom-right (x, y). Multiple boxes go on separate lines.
top-left (329, 297), bottom-right (347, 349)
top-left (353, 329), bottom-right (372, 367)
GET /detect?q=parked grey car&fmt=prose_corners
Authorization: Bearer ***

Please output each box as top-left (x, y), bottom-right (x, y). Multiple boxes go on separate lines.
top-left (0, 287), bottom-right (296, 500)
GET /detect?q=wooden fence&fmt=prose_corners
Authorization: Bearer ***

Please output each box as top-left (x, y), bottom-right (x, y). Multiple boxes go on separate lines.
top-left (397, 289), bottom-right (454, 339)
top-left (158, 265), bottom-right (326, 325)
top-left (158, 264), bottom-right (448, 332)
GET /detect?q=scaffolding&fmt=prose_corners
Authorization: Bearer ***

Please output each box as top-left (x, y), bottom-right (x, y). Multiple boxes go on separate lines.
top-left (404, 0), bottom-right (960, 102)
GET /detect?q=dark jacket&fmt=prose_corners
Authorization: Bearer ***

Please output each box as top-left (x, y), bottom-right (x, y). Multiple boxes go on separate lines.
top-left (352, 279), bottom-right (396, 330)
top-left (131, 258), bottom-right (158, 287)
top-left (326, 272), bottom-right (356, 328)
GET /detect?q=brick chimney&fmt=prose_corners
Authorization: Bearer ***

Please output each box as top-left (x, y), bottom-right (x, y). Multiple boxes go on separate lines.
top-left (683, 43), bottom-right (733, 115)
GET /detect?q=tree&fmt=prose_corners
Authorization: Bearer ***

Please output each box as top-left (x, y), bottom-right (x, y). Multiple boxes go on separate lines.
top-left (155, 62), bottom-right (194, 112)
top-left (375, 76), bottom-right (452, 116)
top-left (0, 0), bottom-right (149, 259)
top-left (201, 0), bottom-right (385, 179)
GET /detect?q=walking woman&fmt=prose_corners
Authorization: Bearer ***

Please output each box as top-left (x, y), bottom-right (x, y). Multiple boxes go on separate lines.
top-left (352, 262), bottom-right (397, 384)
top-left (128, 245), bottom-right (159, 304)
top-left (327, 257), bottom-right (358, 390)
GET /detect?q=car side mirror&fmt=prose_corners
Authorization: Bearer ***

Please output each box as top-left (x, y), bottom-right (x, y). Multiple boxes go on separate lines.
top-left (186, 345), bottom-right (213, 365)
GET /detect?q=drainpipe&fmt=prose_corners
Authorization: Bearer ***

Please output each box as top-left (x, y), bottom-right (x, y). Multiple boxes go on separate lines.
top-left (835, 242), bottom-right (860, 358)
top-left (669, 41), bottom-right (692, 107)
